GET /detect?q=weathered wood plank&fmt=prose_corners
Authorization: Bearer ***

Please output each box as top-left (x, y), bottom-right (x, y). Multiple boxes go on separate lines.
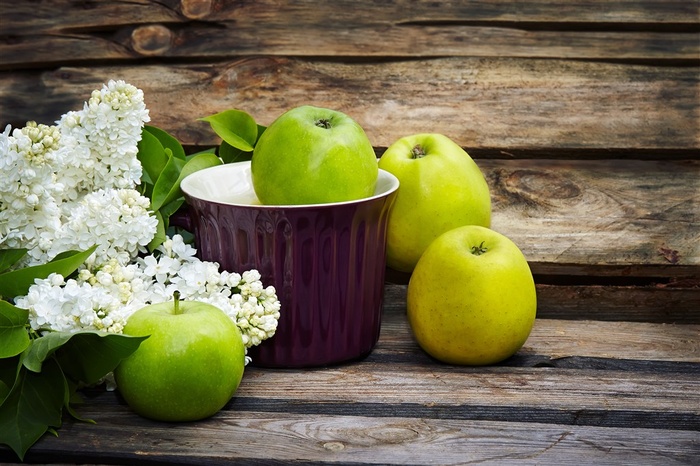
top-left (2, 26), bottom-right (696, 66)
top-left (10, 408), bottom-right (699, 465)
top-left (483, 159), bottom-right (700, 275)
top-left (3, 0), bottom-right (697, 68)
top-left (4, 0), bottom-right (698, 33)
top-left (1, 58), bottom-right (698, 152)
top-left (377, 289), bottom-right (700, 363)
top-left (383, 282), bottom-right (700, 324)
top-left (535, 283), bottom-right (700, 323)
top-left (238, 366), bottom-right (700, 415)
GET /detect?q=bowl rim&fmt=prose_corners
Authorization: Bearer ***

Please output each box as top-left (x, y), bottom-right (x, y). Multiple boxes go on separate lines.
top-left (180, 160), bottom-right (399, 209)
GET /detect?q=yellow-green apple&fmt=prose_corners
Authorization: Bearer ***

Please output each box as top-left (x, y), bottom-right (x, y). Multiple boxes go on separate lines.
top-left (407, 225), bottom-right (536, 365)
top-left (251, 105), bottom-right (378, 205)
top-left (378, 133), bottom-right (491, 272)
top-left (114, 295), bottom-right (245, 421)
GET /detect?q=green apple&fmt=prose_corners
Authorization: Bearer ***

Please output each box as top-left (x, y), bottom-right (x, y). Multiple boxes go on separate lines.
top-left (114, 294), bottom-right (245, 421)
top-left (251, 105), bottom-right (378, 205)
top-left (407, 225), bottom-right (536, 365)
top-left (378, 133), bottom-right (491, 272)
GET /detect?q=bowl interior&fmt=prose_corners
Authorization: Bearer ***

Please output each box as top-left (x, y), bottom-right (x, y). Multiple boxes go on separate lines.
top-left (180, 160), bottom-right (399, 207)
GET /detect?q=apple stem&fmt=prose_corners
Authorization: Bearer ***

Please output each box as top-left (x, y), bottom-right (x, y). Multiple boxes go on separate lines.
top-left (173, 290), bottom-right (181, 315)
top-left (411, 144), bottom-right (426, 159)
top-left (471, 241), bottom-right (488, 256)
top-left (315, 118), bottom-right (332, 129)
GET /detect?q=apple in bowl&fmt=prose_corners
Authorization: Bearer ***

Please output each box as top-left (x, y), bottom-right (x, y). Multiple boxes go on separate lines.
top-left (251, 105), bottom-right (379, 205)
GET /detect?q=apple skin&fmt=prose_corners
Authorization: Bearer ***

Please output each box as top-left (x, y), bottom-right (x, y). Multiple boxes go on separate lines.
top-left (251, 105), bottom-right (378, 205)
top-left (378, 133), bottom-right (491, 273)
top-left (114, 299), bottom-right (245, 422)
top-left (407, 225), bottom-right (536, 365)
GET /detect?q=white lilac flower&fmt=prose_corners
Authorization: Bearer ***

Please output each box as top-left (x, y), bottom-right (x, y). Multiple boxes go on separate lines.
top-left (0, 123), bottom-right (65, 254)
top-left (40, 188), bottom-right (158, 268)
top-left (57, 80), bottom-right (150, 199)
top-left (1, 81), bottom-right (152, 269)
top-left (16, 235), bottom-right (281, 357)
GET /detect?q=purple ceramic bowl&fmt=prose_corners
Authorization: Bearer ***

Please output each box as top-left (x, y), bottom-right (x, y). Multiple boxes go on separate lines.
top-left (179, 161), bottom-right (399, 367)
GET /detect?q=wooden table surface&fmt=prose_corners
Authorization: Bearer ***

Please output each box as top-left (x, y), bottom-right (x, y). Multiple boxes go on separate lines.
top-left (1, 1), bottom-right (698, 464)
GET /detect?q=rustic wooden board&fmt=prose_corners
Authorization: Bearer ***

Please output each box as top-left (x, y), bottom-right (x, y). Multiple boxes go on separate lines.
top-left (482, 159), bottom-right (700, 275)
top-left (379, 285), bottom-right (700, 363)
top-left (6, 0), bottom-right (700, 32)
top-left (1, 58), bottom-right (698, 152)
top-left (10, 408), bottom-right (699, 465)
top-left (2, 19), bottom-right (697, 66)
top-left (3, 0), bottom-right (697, 70)
top-left (378, 158), bottom-right (699, 277)
top-left (534, 284), bottom-right (700, 323)
top-left (383, 282), bottom-right (700, 324)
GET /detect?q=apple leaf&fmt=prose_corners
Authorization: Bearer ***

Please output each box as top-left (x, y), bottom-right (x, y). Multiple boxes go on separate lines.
top-left (0, 357), bottom-right (66, 461)
top-left (0, 246), bottom-right (97, 299)
top-left (151, 152), bottom-right (222, 211)
top-left (0, 301), bottom-right (30, 358)
top-left (199, 109), bottom-right (258, 152)
top-left (0, 249), bottom-right (27, 274)
top-left (144, 125), bottom-right (186, 160)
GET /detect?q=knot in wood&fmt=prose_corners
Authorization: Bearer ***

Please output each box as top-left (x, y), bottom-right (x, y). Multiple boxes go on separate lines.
top-left (322, 441), bottom-right (345, 451)
top-left (131, 25), bottom-right (172, 56)
top-left (503, 169), bottom-right (581, 206)
top-left (181, 0), bottom-right (213, 19)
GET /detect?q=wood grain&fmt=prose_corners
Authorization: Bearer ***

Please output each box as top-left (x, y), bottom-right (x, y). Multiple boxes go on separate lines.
top-left (5, 0), bottom-right (700, 33)
top-left (11, 409), bottom-right (699, 465)
top-left (1, 58), bottom-right (698, 153)
top-left (2, 23), bottom-right (697, 66)
top-left (2, 0), bottom-right (698, 68)
top-left (383, 283), bottom-right (700, 324)
top-left (483, 159), bottom-right (700, 275)
top-left (379, 286), bottom-right (700, 363)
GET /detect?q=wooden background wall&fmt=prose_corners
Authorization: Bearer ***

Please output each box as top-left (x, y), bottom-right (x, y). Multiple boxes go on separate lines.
top-left (1, 0), bottom-right (698, 286)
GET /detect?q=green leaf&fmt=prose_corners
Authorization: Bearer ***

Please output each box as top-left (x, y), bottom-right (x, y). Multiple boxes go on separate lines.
top-left (144, 125), bottom-right (186, 160)
top-left (61, 373), bottom-right (94, 424)
top-left (219, 140), bottom-right (253, 164)
top-left (148, 210), bottom-right (167, 252)
top-left (0, 356), bottom-right (20, 405)
top-left (199, 109), bottom-right (258, 152)
top-left (0, 301), bottom-right (30, 358)
top-left (0, 246), bottom-right (97, 299)
top-left (137, 129), bottom-right (168, 185)
top-left (150, 153), bottom-right (187, 212)
top-left (0, 357), bottom-right (65, 461)
top-left (21, 333), bottom-right (73, 373)
top-left (160, 199), bottom-right (185, 229)
top-left (151, 152), bottom-right (222, 211)
top-left (188, 147), bottom-right (217, 157)
top-left (54, 331), bottom-right (149, 385)
top-left (0, 249), bottom-right (27, 273)
top-left (22, 331), bottom-right (148, 385)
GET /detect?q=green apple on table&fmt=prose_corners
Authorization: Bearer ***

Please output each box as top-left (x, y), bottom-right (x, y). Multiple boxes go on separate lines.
top-left (407, 225), bottom-right (537, 365)
top-left (378, 133), bottom-right (491, 273)
top-left (114, 294), bottom-right (245, 422)
top-left (251, 105), bottom-right (378, 205)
